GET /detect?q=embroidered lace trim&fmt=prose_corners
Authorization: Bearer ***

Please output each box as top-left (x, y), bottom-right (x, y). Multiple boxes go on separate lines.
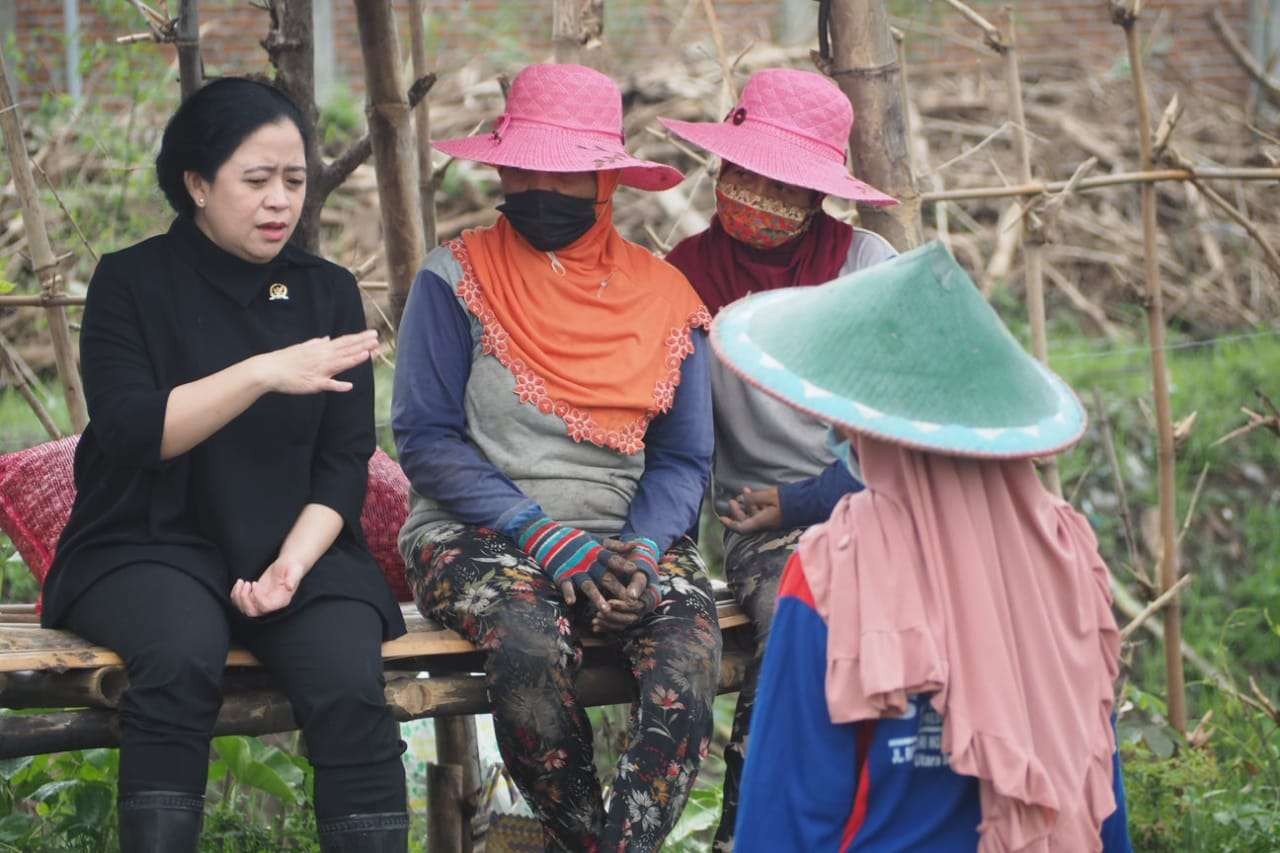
top-left (447, 239), bottom-right (710, 455)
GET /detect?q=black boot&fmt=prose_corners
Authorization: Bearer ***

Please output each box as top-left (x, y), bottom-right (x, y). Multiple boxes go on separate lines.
top-left (317, 812), bottom-right (410, 852)
top-left (117, 790), bottom-right (204, 853)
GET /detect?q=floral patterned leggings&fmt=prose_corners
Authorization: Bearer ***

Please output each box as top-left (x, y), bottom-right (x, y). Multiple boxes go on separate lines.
top-left (713, 526), bottom-right (807, 852)
top-left (406, 523), bottom-right (723, 852)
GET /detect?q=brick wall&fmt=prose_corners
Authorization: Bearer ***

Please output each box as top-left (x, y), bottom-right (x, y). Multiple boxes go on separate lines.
top-left (11, 0), bottom-right (1256, 103)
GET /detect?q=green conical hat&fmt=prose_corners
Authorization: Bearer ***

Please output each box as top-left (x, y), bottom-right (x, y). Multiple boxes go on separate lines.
top-left (709, 241), bottom-right (1086, 458)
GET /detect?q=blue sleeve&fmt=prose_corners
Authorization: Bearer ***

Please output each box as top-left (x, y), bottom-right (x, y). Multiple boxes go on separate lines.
top-left (736, 567), bottom-right (858, 851)
top-left (777, 459), bottom-right (864, 529)
top-left (1101, 733), bottom-right (1133, 852)
top-left (620, 330), bottom-right (713, 553)
top-left (390, 270), bottom-right (538, 530)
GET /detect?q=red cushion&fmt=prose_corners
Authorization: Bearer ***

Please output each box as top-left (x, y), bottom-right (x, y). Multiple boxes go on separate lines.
top-left (0, 437), bottom-right (413, 604)
top-left (361, 448), bottom-right (413, 601)
top-left (0, 436), bottom-right (79, 595)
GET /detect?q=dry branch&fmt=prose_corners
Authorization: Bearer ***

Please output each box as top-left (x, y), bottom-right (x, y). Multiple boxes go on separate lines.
top-left (0, 335), bottom-right (62, 439)
top-left (1207, 8), bottom-right (1280, 102)
top-left (1120, 573), bottom-right (1194, 640)
top-left (701, 0), bottom-right (738, 105)
top-left (1161, 148), bottom-right (1280, 277)
top-left (938, 0), bottom-right (1005, 52)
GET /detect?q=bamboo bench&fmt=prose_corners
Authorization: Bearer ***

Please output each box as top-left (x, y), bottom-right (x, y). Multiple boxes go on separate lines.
top-left (0, 586), bottom-right (752, 759)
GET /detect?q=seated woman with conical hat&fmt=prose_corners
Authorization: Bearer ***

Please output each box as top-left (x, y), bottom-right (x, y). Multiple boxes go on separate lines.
top-left (710, 243), bottom-right (1133, 851)
top-left (391, 64), bottom-right (721, 851)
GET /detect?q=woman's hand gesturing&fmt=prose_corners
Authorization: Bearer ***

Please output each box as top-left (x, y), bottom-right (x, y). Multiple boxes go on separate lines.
top-left (260, 330), bottom-right (380, 395)
top-left (231, 556), bottom-right (307, 617)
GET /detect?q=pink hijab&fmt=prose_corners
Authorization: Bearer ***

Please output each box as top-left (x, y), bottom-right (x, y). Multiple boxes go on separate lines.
top-left (798, 434), bottom-right (1121, 851)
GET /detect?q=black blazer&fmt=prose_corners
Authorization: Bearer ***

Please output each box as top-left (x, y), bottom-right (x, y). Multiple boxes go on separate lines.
top-left (42, 216), bottom-right (405, 640)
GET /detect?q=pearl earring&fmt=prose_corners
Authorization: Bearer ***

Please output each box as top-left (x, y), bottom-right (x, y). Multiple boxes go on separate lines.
top-left (197, 197), bottom-right (205, 207)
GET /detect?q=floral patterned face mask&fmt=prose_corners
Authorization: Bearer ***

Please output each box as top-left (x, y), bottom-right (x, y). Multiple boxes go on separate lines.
top-left (715, 180), bottom-right (815, 249)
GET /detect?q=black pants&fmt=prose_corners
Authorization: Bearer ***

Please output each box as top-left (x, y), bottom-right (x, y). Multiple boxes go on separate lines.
top-left (65, 563), bottom-right (405, 818)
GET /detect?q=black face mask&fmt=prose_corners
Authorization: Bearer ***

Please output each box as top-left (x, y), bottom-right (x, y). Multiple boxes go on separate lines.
top-left (497, 189), bottom-right (597, 251)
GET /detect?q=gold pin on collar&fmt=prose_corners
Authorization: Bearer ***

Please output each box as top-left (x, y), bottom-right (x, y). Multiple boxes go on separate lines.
top-left (268, 282), bottom-right (289, 301)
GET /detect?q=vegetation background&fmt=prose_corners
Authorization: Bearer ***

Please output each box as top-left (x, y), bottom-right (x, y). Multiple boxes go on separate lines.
top-left (1, 1), bottom-right (1278, 850)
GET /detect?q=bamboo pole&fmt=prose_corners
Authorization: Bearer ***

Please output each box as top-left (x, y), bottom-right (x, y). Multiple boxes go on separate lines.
top-left (821, 0), bottom-right (924, 249)
top-left (353, 0), bottom-right (426, 329)
top-left (0, 666), bottom-right (127, 709)
top-left (407, 0), bottom-right (437, 249)
top-left (0, 652), bottom-right (752, 759)
top-left (0, 51), bottom-right (88, 431)
top-left (175, 0), bottom-right (203, 100)
top-left (1112, 0), bottom-right (1186, 734)
top-left (920, 167), bottom-right (1280, 202)
top-left (998, 7), bottom-right (1060, 495)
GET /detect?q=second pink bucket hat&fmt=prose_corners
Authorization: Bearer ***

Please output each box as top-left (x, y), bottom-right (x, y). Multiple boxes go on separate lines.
top-left (431, 64), bottom-right (683, 192)
top-left (659, 68), bottom-right (897, 205)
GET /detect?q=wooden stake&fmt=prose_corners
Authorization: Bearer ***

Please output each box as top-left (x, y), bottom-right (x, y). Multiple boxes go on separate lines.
top-left (434, 716), bottom-right (480, 853)
top-left (407, 0), bottom-right (437, 249)
top-left (175, 0), bottom-right (203, 100)
top-left (1113, 0), bottom-right (1186, 733)
top-left (427, 763), bottom-right (464, 853)
top-left (353, 0), bottom-right (426, 329)
top-left (0, 51), bottom-right (87, 432)
top-left (553, 0), bottom-right (583, 64)
top-left (820, 0), bottom-right (923, 249)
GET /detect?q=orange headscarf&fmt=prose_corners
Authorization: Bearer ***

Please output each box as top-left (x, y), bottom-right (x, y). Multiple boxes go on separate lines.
top-left (451, 172), bottom-right (710, 454)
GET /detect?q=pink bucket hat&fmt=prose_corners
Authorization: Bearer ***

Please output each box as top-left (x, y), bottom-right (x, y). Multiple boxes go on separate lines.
top-left (658, 68), bottom-right (897, 205)
top-left (431, 64), bottom-right (683, 192)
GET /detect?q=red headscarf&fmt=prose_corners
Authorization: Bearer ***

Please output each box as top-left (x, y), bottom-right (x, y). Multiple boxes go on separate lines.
top-left (665, 210), bottom-right (854, 315)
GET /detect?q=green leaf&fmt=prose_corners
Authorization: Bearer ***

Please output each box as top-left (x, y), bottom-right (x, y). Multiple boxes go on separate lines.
top-left (262, 749), bottom-right (305, 789)
top-left (0, 757), bottom-right (34, 781)
top-left (207, 760), bottom-right (229, 785)
top-left (0, 813), bottom-right (33, 843)
top-left (237, 760), bottom-right (298, 806)
top-left (1143, 725), bottom-right (1177, 760)
top-left (70, 783), bottom-right (113, 828)
top-left (0, 280), bottom-right (15, 295)
top-left (213, 736), bottom-right (252, 780)
top-left (29, 779), bottom-right (79, 802)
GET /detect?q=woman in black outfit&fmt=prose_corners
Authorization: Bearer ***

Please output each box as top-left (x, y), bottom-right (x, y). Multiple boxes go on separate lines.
top-left (41, 78), bottom-right (408, 852)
